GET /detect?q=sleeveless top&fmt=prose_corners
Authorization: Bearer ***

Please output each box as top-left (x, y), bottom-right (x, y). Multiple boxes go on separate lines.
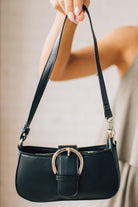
top-left (95, 49), bottom-right (138, 207)
top-left (112, 49), bottom-right (138, 168)
top-left (98, 49), bottom-right (138, 167)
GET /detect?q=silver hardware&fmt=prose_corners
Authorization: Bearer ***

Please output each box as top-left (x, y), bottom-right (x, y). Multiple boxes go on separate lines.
top-left (106, 117), bottom-right (116, 142)
top-left (107, 129), bottom-right (114, 138)
top-left (52, 147), bottom-right (84, 175)
top-left (19, 138), bottom-right (24, 147)
top-left (19, 126), bottom-right (30, 147)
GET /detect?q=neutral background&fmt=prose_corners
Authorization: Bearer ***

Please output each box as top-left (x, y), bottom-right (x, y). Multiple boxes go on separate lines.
top-left (1, 0), bottom-right (138, 206)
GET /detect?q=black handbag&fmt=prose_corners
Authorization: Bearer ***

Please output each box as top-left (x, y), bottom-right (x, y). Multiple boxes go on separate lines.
top-left (15, 5), bottom-right (120, 202)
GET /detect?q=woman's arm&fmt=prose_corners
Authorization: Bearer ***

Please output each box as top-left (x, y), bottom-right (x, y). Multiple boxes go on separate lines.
top-left (39, 11), bottom-right (121, 81)
top-left (59, 25), bottom-right (138, 80)
top-left (39, 11), bottom-right (78, 80)
top-left (40, 1), bottom-right (138, 81)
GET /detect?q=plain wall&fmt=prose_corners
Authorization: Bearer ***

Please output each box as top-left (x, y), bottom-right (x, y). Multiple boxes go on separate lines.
top-left (1, 0), bottom-right (138, 206)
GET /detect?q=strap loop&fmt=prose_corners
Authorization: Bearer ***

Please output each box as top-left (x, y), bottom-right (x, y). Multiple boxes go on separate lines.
top-left (19, 5), bottom-right (113, 145)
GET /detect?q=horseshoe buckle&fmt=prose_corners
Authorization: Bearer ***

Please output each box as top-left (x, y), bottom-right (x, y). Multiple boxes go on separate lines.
top-left (52, 147), bottom-right (84, 175)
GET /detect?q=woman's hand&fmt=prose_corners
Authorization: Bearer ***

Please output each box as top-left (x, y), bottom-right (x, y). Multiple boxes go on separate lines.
top-left (50, 0), bottom-right (90, 24)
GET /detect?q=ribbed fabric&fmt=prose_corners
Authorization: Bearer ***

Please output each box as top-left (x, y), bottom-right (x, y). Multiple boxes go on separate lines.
top-left (96, 50), bottom-right (138, 207)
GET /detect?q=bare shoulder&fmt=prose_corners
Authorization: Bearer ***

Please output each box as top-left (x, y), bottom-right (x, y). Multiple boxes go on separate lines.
top-left (111, 25), bottom-right (138, 76)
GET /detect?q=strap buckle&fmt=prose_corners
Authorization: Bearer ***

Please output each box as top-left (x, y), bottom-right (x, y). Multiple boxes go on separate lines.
top-left (19, 125), bottom-right (30, 147)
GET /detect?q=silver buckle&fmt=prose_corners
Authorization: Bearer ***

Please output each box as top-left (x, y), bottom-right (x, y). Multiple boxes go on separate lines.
top-left (52, 147), bottom-right (84, 175)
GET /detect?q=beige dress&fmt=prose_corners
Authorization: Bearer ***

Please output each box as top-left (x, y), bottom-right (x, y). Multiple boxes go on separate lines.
top-left (97, 49), bottom-right (138, 207)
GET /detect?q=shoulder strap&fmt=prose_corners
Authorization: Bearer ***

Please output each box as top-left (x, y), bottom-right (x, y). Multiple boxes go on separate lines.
top-left (19, 5), bottom-right (113, 143)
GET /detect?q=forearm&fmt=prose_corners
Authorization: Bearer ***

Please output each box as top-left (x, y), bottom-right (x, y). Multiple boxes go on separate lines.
top-left (39, 11), bottom-right (78, 80)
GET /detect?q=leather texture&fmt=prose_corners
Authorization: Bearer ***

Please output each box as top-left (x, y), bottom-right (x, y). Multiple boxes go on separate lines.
top-left (56, 145), bottom-right (79, 197)
top-left (15, 5), bottom-right (120, 203)
top-left (15, 138), bottom-right (120, 202)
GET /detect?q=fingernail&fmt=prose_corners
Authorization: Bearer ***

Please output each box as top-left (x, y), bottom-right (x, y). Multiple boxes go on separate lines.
top-left (68, 11), bottom-right (74, 22)
top-left (74, 6), bottom-right (81, 16)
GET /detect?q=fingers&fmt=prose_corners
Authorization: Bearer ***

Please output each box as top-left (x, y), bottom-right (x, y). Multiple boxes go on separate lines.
top-left (58, 0), bottom-right (66, 14)
top-left (50, 0), bottom-right (65, 14)
top-left (64, 0), bottom-right (85, 24)
top-left (74, 0), bottom-right (85, 21)
top-left (84, 0), bottom-right (90, 8)
top-left (64, 0), bottom-right (78, 24)
top-left (51, 0), bottom-right (89, 24)
top-left (64, 0), bottom-right (73, 14)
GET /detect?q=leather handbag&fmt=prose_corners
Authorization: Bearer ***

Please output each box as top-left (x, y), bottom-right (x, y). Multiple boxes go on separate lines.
top-left (15, 5), bottom-right (120, 202)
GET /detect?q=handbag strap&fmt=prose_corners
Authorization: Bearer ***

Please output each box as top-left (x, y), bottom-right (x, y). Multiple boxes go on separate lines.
top-left (19, 5), bottom-right (113, 144)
